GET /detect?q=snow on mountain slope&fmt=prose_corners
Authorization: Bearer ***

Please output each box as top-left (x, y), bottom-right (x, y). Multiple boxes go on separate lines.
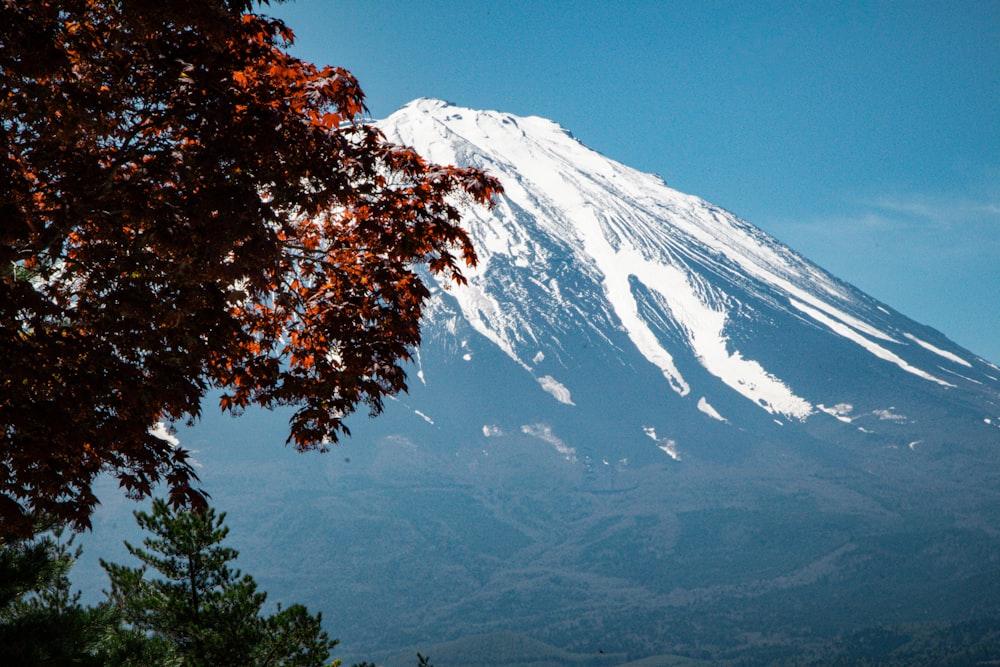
top-left (377, 98), bottom-right (998, 431)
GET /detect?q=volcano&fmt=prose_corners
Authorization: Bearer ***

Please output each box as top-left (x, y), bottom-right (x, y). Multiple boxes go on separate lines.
top-left (80, 99), bottom-right (1000, 665)
top-left (378, 99), bottom-right (1000, 457)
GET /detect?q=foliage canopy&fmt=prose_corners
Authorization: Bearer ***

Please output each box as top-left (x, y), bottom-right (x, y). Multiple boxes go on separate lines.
top-left (0, 0), bottom-right (501, 535)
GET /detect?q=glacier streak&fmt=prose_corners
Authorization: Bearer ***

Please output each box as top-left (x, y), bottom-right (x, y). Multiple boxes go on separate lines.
top-left (790, 300), bottom-right (953, 387)
top-left (904, 333), bottom-right (972, 367)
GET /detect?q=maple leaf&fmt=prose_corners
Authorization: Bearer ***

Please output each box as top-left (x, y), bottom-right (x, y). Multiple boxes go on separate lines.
top-left (0, 0), bottom-right (502, 536)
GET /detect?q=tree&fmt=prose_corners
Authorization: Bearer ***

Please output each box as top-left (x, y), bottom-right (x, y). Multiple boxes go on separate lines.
top-left (101, 498), bottom-right (337, 666)
top-left (0, 521), bottom-right (108, 665)
top-left (0, 1), bottom-right (502, 535)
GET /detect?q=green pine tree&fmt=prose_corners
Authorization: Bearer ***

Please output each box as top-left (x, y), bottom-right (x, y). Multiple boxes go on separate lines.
top-left (101, 499), bottom-right (337, 667)
top-left (0, 522), bottom-right (107, 665)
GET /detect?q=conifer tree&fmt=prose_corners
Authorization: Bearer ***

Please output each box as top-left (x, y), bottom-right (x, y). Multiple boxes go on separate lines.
top-left (101, 499), bottom-right (336, 666)
top-left (0, 524), bottom-right (107, 665)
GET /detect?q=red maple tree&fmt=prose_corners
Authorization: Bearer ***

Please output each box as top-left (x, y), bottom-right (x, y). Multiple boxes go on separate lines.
top-left (0, 0), bottom-right (501, 535)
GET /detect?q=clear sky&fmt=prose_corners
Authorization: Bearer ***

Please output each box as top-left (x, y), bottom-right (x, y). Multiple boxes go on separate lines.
top-left (270, 0), bottom-right (999, 363)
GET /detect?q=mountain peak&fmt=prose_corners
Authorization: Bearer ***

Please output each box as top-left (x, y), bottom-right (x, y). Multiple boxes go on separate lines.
top-left (398, 97), bottom-right (454, 112)
top-left (378, 102), bottom-right (1000, 452)
top-left (387, 99), bottom-right (577, 150)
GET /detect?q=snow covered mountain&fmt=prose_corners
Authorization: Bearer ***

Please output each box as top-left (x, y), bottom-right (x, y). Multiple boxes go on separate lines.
top-left (79, 99), bottom-right (1000, 664)
top-left (378, 98), bottom-right (1000, 463)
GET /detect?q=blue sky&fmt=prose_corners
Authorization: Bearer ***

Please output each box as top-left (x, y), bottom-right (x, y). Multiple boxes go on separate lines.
top-left (270, 0), bottom-right (999, 362)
